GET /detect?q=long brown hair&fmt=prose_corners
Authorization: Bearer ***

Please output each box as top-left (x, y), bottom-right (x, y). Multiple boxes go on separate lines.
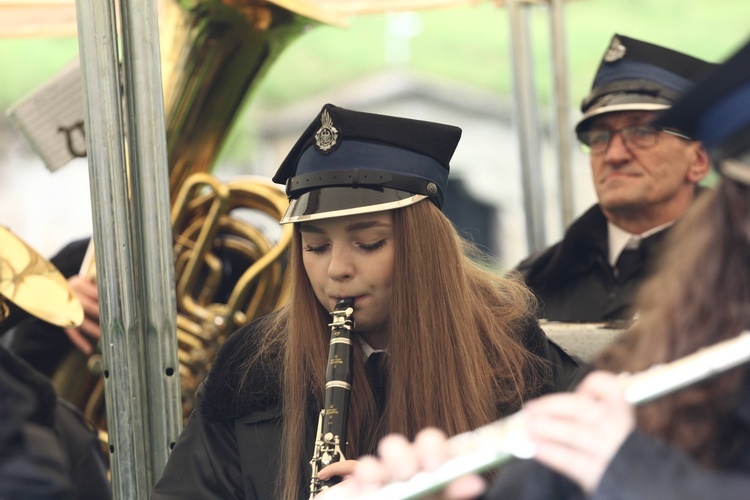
top-left (247, 200), bottom-right (551, 499)
top-left (597, 179), bottom-right (750, 467)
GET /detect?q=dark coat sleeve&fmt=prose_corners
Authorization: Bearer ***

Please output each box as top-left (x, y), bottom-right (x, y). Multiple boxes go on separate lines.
top-left (53, 400), bottom-right (111, 500)
top-left (486, 458), bottom-right (585, 500)
top-left (152, 318), bottom-right (284, 500)
top-left (486, 430), bottom-right (750, 500)
top-left (0, 421), bottom-right (75, 500)
top-left (48, 238), bottom-right (91, 279)
top-left (1, 349), bottom-right (74, 500)
top-left (0, 346), bottom-right (109, 500)
top-left (594, 430), bottom-right (750, 500)
top-left (151, 383), bottom-right (246, 500)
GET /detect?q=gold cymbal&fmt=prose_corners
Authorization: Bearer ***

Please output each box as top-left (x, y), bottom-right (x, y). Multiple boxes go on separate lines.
top-left (0, 226), bottom-right (84, 328)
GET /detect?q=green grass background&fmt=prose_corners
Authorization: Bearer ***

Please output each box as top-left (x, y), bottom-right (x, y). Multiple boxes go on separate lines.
top-left (1, 0), bottom-right (747, 162)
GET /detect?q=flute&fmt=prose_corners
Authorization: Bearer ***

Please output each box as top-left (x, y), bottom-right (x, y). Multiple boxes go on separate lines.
top-left (362, 330), bottom-right (750, 500)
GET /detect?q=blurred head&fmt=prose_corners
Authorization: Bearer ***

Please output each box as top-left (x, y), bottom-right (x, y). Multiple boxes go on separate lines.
top-left (654, 38), bottom-right (750, 186)
top-left (576, 35), bottom-right (716, 230)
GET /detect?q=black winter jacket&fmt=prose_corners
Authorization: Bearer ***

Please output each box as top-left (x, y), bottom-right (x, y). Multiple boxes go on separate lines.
top-left (152, 316), bottom-right (584, 499)
top-left (488, 390), bottom-right (750, 500)
top-left (516, 205), bottom-right (669, 322)
top-left (0, 346), bottom-right (111, 500)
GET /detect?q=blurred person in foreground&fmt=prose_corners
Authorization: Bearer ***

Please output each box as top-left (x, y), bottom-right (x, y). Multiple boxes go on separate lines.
top-left (152, 104), bottom-right (583, 499)
top-left (516, 34), bottom-right (715, 322)
top-left (0, 229), bottom-right (110, 500)
top-left (1, 237), bottom-right (100, 376)
top-left (321, 37), bottom-right (750, 500)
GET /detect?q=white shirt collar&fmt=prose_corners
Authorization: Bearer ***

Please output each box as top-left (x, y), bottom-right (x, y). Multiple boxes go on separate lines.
top-left (359, 337), bottom-right (387, 359)
top-left (607, 220), bottom-right (674, 267)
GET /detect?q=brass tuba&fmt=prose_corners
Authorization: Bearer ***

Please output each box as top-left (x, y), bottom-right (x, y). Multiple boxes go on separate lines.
top-left (52, 0), bottom-right (320, 436)
top-left (170, 173), bottom-right (292, 416)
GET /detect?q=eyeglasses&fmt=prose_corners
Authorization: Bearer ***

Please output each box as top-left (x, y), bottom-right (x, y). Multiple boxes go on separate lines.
top-left (577, 125), bottom-right (693, 155)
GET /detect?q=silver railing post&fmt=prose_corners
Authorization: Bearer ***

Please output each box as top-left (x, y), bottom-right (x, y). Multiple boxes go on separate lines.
top-left (548, 0), bottom-right (575, 228)
top-left (74, 0), bottom-right (182, 497)
top-left (507, 0), bottom-right (547, 253)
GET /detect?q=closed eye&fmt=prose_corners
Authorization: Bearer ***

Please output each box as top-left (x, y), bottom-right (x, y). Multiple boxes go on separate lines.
top-left (303, 244), bottom-right (328, 254)
top-left (358, 240), bottom-right (387, 253)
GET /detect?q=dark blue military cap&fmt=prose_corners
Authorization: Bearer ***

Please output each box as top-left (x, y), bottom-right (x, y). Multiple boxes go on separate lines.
top-left (576, 34), bottom-right (717, 133)
top-left (653, 38), bottom-right (750, 185)
top-left (273, 103), bottom-right (462, 224)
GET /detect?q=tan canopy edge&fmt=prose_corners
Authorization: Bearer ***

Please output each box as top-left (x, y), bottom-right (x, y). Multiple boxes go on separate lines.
top-left (0, 0), bottom-right (482, 38)
top-left (0, 1), bottom-right (78, 38)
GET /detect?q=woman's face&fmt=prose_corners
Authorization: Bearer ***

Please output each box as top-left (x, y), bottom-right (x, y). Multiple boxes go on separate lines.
top-left (299, 210), bottom-right (395, 349)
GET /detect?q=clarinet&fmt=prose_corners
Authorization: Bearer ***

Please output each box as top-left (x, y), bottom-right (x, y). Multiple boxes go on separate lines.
top-left (309, 298), bottom-right (356, 499)
top-left (362, 330), bottom-right (750, 500)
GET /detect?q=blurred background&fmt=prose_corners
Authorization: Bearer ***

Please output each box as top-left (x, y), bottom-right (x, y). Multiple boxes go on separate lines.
top-left (0, 0), bottom-right (747, 268)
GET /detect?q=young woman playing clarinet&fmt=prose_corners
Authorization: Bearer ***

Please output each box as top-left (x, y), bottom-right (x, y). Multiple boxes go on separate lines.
top-left (151, 103), bottom-right (583, 499)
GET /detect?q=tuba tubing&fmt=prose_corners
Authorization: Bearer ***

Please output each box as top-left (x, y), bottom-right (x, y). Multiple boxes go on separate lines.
top-left (53, 0), bottom-right (311, 442)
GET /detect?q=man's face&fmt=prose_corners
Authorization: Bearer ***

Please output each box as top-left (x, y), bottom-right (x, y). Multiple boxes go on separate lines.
top-left (588, 111), bottom-right (708, 223)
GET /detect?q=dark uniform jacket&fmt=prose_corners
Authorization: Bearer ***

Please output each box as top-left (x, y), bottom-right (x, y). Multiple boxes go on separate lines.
top-left (0, 346), bottom-right (111, 500)
top-left (151, 316), bottom-right (584, 499)
top-left (515, 204), bottom-right (669, 322)
top-left (488, 375), bottom-right (750, 499)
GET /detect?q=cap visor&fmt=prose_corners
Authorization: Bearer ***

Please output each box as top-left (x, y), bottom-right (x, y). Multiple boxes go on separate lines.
top-left (576, 96), bottom-right (672, 133)
top-left (280, 187), bottom-right (427, 224)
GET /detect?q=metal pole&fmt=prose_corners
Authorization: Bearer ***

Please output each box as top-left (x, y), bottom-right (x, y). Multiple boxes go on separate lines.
top-left (548, 0), bottom-right (575, 228)
top-left (507, 0), bottom-right (547, 253)
top-left (74, 0), bottom-right (181, 497)
top-left (118, 0), bottom-right (183, 485)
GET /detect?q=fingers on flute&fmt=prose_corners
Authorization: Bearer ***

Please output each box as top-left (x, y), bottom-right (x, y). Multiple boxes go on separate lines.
top-left (413, 427), bottom-right (450, 472)
top-left (377, 434), bottom-right (419, 481)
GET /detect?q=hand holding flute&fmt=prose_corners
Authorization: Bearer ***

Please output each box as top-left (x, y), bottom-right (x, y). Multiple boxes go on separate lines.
top-left (316, 370), bottom-right (633, 500)
top-left (317, 331), bottom-right (750, 499)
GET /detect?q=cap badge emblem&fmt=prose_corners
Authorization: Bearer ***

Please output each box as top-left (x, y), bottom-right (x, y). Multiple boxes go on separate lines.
top-left (604, 36), bottom-right (627, 62)
top-left (315, 109), bottom-right (339, 152)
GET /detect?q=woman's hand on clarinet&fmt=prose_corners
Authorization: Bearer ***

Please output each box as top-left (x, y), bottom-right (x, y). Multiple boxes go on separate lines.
top-left (524, 370), bottom-right (636, 494)
top-left (317, 459), bottom-right (359, 484)
top-left (316, 429), bottom-right (486, 499)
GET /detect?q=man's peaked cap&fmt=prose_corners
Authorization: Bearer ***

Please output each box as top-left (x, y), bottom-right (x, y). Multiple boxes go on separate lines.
top-left (576, 34), bottom-right (717, 133)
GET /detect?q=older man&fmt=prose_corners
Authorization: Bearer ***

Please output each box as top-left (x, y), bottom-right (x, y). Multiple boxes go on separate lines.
top-left (516, 34), bottom-right (716, 322)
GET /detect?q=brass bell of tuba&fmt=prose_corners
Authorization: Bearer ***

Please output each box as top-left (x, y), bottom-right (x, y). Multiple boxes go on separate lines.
top-left (51, 0), bottom-right (320, 441)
